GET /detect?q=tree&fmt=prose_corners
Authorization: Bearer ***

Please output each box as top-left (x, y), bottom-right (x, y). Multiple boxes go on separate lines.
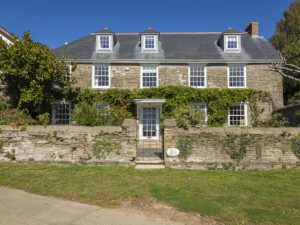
top-left (0, 32), bottom-right (75, 119)
top-left (269, 1), bottom-right (300, 104)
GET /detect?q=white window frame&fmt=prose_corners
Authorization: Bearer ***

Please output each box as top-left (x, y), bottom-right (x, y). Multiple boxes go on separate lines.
top-left (188, 64), bottom-right (207, 88)
top-left (65, 64), bottom-right (72, 81)
top-left (140, 64), bottom-right (159, 88)
top-left (139, 107), bottom-right (160, 140)
top-left (141, 35), bottom-right (158, 52)
top-left (192, 102), bottom-right (208, 126)
top-left (224, 35), bottom-right (240, 52)
top-left (227, 65), bottom-right (246, 88)
top-left (96, 35), bottom-right (113, 51)
top-left (51, 100), bottom-right (72, 125)
top-left (228, 102), bottom-right (248, 127)
top-left (92, 64), bottom-right (111, 89)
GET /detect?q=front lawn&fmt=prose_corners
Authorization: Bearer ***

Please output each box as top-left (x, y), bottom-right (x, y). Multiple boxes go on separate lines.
top-left (0, 163), bottom-right (299, 225)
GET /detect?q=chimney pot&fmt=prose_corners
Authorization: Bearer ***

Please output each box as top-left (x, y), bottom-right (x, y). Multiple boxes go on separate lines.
top-left (245, 21), bottom-right (259, 37)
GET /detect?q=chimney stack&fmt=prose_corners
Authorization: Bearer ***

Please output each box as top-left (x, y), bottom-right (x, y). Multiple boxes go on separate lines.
top-left (245, 21), bottom-right (259, 37)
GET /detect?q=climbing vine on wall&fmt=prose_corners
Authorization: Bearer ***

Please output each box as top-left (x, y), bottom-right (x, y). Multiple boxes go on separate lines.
top-left (75, 86), bottom-right (272, 127)
top-left (292, 133), bottom-right (300, 160)
top-left (225, 133), bottom-right (254, 165)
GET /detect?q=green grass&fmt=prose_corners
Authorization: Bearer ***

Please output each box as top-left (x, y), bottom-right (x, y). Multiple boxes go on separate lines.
top-left (0, 163), bottom-right (299, 225)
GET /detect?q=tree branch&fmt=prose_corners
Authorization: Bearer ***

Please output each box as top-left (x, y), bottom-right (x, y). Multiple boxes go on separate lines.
top-left (269, 52), bottom-right (300, 82)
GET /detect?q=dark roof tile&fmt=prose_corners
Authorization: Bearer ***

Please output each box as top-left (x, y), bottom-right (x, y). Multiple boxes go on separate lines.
top-left (53, 31), bottom-right (280, 62)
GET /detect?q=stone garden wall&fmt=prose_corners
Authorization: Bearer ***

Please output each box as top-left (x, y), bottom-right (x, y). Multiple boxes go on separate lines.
top-left (164, 123), bottom-right (300, 170)
top-left (0, 119), bottom-right (137, 164)
top-left (1, 118), bottom-right (300, 170)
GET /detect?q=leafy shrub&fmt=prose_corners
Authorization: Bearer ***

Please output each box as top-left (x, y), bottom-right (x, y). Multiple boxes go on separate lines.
top-left (73, 102), bottom-right (109, 126)
top-left (37, 113), bottom-right (50, 126)
top-left (0, 108), bottom-right (31, 126)
top-left (292, 133), bottom-right (300, 159)
top-left (5, 151), bottom-right (16, 161)
top-left (73, 102), bottom-right (131, 126)
top-left (108, 106), bottom-right (132, 126)
top-left (0, 96), bottom-right (10, 111)
top-left (173, 105), bottom-right (205, 129)
top-left (288, 91), bottom-right (300, 105)
top-left (258, 113), bottom-right (290, 127)
top-left (176, 137), bottom-right (193, 161)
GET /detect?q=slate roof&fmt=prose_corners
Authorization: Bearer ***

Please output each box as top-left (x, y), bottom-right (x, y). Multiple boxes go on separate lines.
top-left (140, 28), bottom-right (160, 34)
top-left (93, 27), bottom-right (114, 34)
top-left (54, 29), bottom-right (280, 63)
top-left (222, 27), bottom-right (243, 34)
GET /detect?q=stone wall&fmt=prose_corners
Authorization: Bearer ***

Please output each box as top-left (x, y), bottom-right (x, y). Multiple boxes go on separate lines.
top-left (73, 63), bottom-right (283, 108)
top-left (1, 120), bottom-right (300, 170)
top-left (0, 119), bottom-right (137, 164)
top-left (164, 124), bottom-right (300, 170)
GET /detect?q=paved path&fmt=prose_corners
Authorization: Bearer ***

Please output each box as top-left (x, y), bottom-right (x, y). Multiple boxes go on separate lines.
top-left (0, 186), bottom-right (183, 225)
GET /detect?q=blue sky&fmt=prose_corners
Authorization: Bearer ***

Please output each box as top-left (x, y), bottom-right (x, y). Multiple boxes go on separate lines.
top-left (0, 0), bottom-right (293, 49)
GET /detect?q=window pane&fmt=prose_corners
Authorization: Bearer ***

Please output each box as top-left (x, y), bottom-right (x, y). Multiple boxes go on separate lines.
top-left (227, 35), bottom-right (238, 49)
top-left (100, 36), bottom-right (110, 49)
top-left (144, 35), bottom-right (155, 49)
top-left (229, 103), bottom-right (246, 126)
top-left (142, 108), bottom-right (157, 137)
top-left (52, 101), bottom-right (71, 125)
top-left (229, 66), bottom-right (245, 87)
top-left (142, 65), bottom-right (157, 87)
top-left (94, 65), bottom-right (109, 87)
top-left (190, 66), bottom-right (205, 87)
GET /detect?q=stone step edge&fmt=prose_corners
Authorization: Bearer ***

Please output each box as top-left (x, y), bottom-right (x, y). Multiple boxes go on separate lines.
top-left (135, 161), bottom-right (164, 165)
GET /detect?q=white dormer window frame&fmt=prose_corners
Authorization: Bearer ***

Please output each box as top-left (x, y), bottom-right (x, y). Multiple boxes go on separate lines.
top-left (141, 35), bottom-right (158, 52)
top-left (96, 35), bottom-right (113, 51)
top-left (224, 35), bottom-right (241, 52)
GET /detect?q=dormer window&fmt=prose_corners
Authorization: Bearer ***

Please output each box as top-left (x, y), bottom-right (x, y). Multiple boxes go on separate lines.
top-left (220, 27), bottom-right (242, 52)
top-left (142, 35), bottom-right (158, 51)
top-left (226, 35), bottom-right (238, 49)
top-left (93, 27), bottom-right (115, 52)
top-left (100, 35), bottom-right (110, 49)
top-left (144, 35), bottom-right (156, 49)
top-left (140, 28), bottom-right (159, 52)
top-left (224, 35), bottom-right (240, 51)
top-left (97, 35), bottom-right (113, 51)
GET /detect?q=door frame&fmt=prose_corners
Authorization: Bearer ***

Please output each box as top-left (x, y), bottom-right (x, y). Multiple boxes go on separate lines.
top-left (134, 99), bottom-right (165, 141)
top-left (139, 107), bottom-right (160, 140)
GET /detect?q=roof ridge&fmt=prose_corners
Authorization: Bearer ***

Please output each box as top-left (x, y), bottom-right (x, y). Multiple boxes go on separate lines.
top-left (114, 32), bottom-right (241, 35)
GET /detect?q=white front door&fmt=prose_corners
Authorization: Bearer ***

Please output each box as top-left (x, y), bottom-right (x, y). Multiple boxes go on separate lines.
top-left (140, 107), bottom-right (159, 140)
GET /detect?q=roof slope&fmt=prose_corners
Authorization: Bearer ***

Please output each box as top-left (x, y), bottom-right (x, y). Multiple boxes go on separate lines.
top-left (54, 31), bottom-right (280, 63)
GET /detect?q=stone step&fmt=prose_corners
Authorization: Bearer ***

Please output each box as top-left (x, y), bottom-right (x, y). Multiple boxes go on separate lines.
top-left (135, 164), bottom-right (165, 169)
top-left (137, 143), bottom-right (163, 148)
top-left (136, 160), bottom-right (164, 164)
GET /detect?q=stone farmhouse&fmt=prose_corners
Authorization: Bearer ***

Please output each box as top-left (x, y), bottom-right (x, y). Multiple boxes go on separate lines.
top-left (0, 26), bottom-right (13, 45)
top-left (0, 26), bottom-right (14, 96)
top-left (54, 22), bottom-right (282, 141)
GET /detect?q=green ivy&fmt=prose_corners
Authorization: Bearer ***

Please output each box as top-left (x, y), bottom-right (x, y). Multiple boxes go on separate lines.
top-left (93, 139), bottom-right (122, 159)
top-left (292, 133), bottom-right (300, 160)
top-left (176, 137), bottom-right (193, 161)
top-left (75, 86), bottom-right (272, 127)
top-left (225, 133), bottom-right (253, 165)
